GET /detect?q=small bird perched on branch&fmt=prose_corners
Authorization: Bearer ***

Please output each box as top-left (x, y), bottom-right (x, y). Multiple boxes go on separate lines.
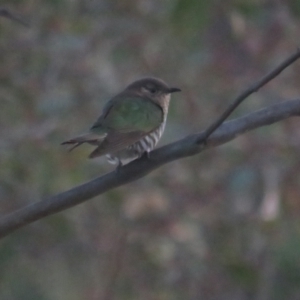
top-left (61, 77), bottom-right (181, 168)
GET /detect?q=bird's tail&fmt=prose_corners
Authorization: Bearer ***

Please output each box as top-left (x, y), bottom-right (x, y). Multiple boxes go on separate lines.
top-left (61, 133), bottom-right (106, 152)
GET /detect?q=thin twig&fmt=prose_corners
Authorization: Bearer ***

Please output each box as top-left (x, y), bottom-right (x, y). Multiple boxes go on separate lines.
top-left (198, 48), bottom-right (300, 143)
top-left (0, 7), bottom-right (29, 27)
top-left (0, 98), bottom-right (300, 239)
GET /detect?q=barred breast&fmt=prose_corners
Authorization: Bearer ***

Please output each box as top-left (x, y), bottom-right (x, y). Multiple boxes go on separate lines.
top-left (106, 119), bottom-right (166, 165)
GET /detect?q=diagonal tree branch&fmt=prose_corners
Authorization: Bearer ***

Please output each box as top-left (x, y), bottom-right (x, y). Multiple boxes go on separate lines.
top-left (0, 98), bottom-right (300, 239)
top-left (199, 48), bottom-right (300, 143)
top-left (0, 50), bottom-right (299, 239)
top-left (0, 7), bottom-right (29, 27)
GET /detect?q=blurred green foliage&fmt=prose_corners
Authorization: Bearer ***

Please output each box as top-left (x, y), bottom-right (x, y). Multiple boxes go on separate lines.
top-left (1, 0), bottom-right (300, 299)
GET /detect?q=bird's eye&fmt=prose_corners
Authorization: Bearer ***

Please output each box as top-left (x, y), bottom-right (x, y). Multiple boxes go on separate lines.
top-left (147, 86), bottom-right (157, 94)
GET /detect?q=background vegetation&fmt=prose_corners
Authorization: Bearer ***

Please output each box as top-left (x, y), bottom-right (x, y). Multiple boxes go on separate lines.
top-left (1, 0), bottom-right (300, 299)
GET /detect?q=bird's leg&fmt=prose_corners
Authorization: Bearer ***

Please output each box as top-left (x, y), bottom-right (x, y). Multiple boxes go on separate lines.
top-left (141, 150), bottom-right (150, 160)
top-left (200, 138), bottom-right (208, 148)
top-left (115, 159), bottom-right (123, 173)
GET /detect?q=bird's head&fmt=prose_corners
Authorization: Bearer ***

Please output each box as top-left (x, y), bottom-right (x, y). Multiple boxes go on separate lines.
top-left (125, 77), bottom-right (181, 107)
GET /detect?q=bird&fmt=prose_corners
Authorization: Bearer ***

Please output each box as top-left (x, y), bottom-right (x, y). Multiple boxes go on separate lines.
top-left (61, 77), bottom-right (181, 168)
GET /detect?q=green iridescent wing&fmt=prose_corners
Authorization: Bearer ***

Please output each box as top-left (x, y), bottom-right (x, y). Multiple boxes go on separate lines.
top-left (88, 96), bottom-right (163, 158)
top-left (91, 96), bottom-right (163, 134)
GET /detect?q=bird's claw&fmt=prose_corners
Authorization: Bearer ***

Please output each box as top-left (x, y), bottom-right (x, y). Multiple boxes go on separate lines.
top-left (115, 160), bottom-right (123, 173)
top-left (141, 151), bottom-right (150, 160)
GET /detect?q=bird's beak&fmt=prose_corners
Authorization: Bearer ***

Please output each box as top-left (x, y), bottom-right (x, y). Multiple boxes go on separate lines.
top-left (168, 87), bottom-right (181, 93)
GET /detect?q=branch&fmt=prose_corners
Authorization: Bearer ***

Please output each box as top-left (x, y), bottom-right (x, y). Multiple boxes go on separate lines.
top-left (0, 7), bottom-right (29, 27)
top-left (0, 98), bottom-right (300, 238)
top-left (0, 50), bottom-right (299, 238)
top-left (199, 48), bottom-right (300, 142)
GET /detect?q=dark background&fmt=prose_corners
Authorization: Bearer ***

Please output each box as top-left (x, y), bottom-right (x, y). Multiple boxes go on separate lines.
top-left (1, 0), bottom-right (300, 299)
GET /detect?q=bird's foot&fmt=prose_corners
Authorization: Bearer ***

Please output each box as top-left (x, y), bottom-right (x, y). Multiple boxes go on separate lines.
top-left (202, 138), bottom-right (209, 148)
top-left (115, 160), bottom-right (123, 173)
top-left (141, 151), bottom-right (150, 160)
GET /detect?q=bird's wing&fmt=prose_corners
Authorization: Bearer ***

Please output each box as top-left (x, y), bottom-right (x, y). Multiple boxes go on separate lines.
top-left (88, 96), bottom-right (163, 158)
top-left (90, 96), bottom-right (163, 134)
top-left (88, 130), bottom-right (146, 158)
